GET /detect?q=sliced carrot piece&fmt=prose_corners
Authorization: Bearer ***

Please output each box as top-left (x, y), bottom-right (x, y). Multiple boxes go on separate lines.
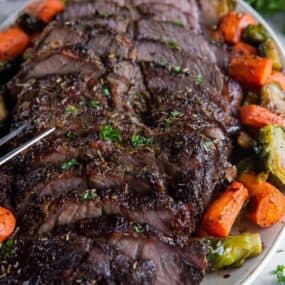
top-left (229, 55), bottom-right (273, 86)
top-left (239, 105), bottom-right (285, 129)
top-left (220, 12), bottom-right (257, 44)
top-left (266, 71), bottom-right (285, 92)
top-left (202, 182), bottom-right (249, 238)
top-left (232, 42), bottom-right (257, 57)
top-left (0, 207), bottom-right (16, 242)
top-left (239, 173), bottom-right (285, 227)
top-left (25, 0), bottom-right (65, 23)
top-left (0, 27), bottom-right (30, 60)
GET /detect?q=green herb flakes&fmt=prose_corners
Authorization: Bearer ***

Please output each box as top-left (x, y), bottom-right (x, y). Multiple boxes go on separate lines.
top-left (202, 140), bottom-right (214, 151)
top-left (61, 159), bottom-right (79, 170)
top-left (170, 19), bottom-right (184, 27)
top-left (163, 40), bottom-right (181, 50)
top-left (134, 224), bottom-right (145, 234)
top-left (66, 105), bottom-right (78, 114)
top-left (170, 110), bottom-right (181, 118)
top-left (272, 265), bottom-right (285, 285)
top-left (172, 65), bottom-right (183, 74)
top-left (194, 74), bottom-right (203, 85)
top-left (100, 125), bottom-right (121, 142)
top-left (66, 131), bottom-right (76, 140)
top-left (99, 11), bottom-right (110, 18)
top-left (0, 238), bottom-right (14, 260)
top-left (131, 135), bottom-right (154, 147)
top-left (90, 100), bottom-right (100, 109)
top-left (81, 190), bottom-right (98, 202)
top-left (102, 85), bottom-right (111, 97)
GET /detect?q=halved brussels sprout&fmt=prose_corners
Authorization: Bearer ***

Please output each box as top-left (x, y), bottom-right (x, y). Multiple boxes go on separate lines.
top-left (208, 233), bottom-right (262, 270)
top-left (243, 24), bottom-right (268, 45)
top-left (259, 125), bottom-right (285, 190)
top-left (259, 38), bottom-right (283, 71)
top-left (261, 83), bottom-right (285, 117)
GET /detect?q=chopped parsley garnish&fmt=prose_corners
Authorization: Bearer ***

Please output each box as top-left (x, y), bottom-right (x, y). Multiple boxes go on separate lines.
top-left (134, 224), bottom-right (145, 234)
top-left (272, 265), bottom-right (285, 285)
top-left (194, 74), bottom-right (203, 85)
top-left (61, 159), bottom-right (79, 170)
top-left (81, 190), bottom-right (98, 202)
top-left (170, 19), bottom-right (184, 27)
top-left (99, 11), bottom-right (110, 18)
top-left (102, 85), bottom-right (111, 97)
top-left (66, 105), bottom-right (78, 114)
top-left (66, 131), bottom-right (76, 140)
top-left (163, 40), bottom-right (181, 50)
top-left (131, 135), bottom-right (154, 147)
top-left (202, 140), bottom-right (214, 151)
top-left (100, 125), bottom-right (121, 142)
top-left (90, 100), bottom-right (100, 109)
top-left (170, 110), bottom-right (181, 118)
top-left (172, 65), bottom-right (183, 74)
top-left (79, 100), bottom-right (86, 106)
top-left (0, 238), bottom-right (14, 260)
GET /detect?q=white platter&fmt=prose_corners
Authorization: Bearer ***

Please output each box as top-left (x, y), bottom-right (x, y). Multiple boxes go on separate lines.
top-left (0, 1), bottom-right (284, 285)
top-left (203, 1), bottom-right (285, 284)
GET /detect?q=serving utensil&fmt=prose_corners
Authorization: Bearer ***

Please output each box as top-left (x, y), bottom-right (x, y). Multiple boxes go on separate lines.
top-left (0, 125), bottom-right (55, 166)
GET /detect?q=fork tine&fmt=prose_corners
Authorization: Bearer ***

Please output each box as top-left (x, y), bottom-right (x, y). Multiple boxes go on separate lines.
top-left (0, 123), bottom-right (28, 147)
top-left (0, 127), bottom-right (56, 167)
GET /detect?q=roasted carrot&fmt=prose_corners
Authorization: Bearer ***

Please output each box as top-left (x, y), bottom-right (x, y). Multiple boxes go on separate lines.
top-left (0, 27), bottom-right (30, 60)
top-left (25, 0), bottom-right (65, 23)
top-left (229, 56), bottom-right (273, 86)
top-left (0, 207), bottom-right (16, 242)
top-left (202, 182), bottom-right (249, 238)
top-left (239, 105), bottom-right (285, 129)
top-left (232, 42), bottom-right (257, 57)
top-left (266, 71), bottom-right (285, 92)
top-left (239, 173), bottom-right (285, 227)
top-left (220, 12), bottom-right (257, 44)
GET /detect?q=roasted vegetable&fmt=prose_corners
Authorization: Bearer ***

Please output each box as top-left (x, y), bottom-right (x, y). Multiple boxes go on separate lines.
top-left (258, 126), bottom-right (285, 190)
top-left (0, 95), bottom-right (8, 122)
top-left (261, 83), bottom-right (285, 117)
top-left (229, 56), bottom-right (272, 86)
top-left (200, 0), bottom-right (236, 26)
top-left (0, 207), bottom-right (16, 243)
top-left (202, 182), bottom-right (249, 237)
top-left (236, 157), bottom-right (256, 175)
top-left (237, 131), bottom-right (255, 149)
top-left (259, 38), bottom-right (283, 71)
top-left (243, 24), bottom-right (267, 45)
top-left (243, 91), bottom-right (260, 105)
top-left (239, 105), bottom-right (285, 129)
top-left (232, 42), bottom-right (257, 57)
top-left (266, 71), bottom-right (285, 92)
top-left (220, 12), bottom-right (257, 44)
top-left (17, 13), bottom-right (46, 34)
top-left (239, 173), bottom-right (285, 226)
top-left (208, 233), bottom-right (262, 270)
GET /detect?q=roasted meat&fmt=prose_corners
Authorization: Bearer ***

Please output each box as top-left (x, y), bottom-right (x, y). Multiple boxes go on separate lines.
top-left (0, 0), bottom-right (243, 284)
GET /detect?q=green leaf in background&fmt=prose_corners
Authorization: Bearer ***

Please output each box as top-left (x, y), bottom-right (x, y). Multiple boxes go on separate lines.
top-left (245, 0), bottom-right (285, 14)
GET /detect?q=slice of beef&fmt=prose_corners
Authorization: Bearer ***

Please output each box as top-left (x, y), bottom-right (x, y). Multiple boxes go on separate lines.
top-left (137, 3), bottom-right (198, 30)
top-left (136, 20), bottom-right (216, 63)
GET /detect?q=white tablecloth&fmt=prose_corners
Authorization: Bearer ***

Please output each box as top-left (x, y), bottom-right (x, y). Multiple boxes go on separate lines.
top-left (0, 1), bottom-right (284, 284)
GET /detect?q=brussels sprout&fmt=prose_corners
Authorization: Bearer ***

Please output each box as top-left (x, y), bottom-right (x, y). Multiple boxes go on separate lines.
top-left (243, 24), bottom-right (268, 45)
top-left (259, 38), bottom-right (283, 71)
top-left (259, 126), bottom-right (285, 190)
top-left (0, 95), bottom-right (8, 122)
top-left (261, 83), bottom-right (285, 117)
top-left (208, 233), bottom-right (262, 270)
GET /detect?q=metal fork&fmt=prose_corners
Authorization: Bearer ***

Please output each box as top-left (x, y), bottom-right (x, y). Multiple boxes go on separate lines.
top-left (0, 125), bottom-right (56, 166)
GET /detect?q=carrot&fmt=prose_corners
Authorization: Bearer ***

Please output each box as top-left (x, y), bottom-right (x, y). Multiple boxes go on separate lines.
top-left (220, 12), bottom-right (257, 44)
top-left (25, 0), bottom-right (65, 23)
top-left (202, 182), bottom-right (249, 238)
top-left (239, 105), bottom-right (285, 129)
top-left (266, 71), bottom-right (285, 92)
top-left (239, 173), bottom-right (285, 227)
top-left (0, 27), bottom-right (30, 60)
top-left (232, 42), bottom-right (257, 57)
top-left (0, 207), bottom-right (16, 242)
top-left (229, 56), bottom-right (273, 86)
